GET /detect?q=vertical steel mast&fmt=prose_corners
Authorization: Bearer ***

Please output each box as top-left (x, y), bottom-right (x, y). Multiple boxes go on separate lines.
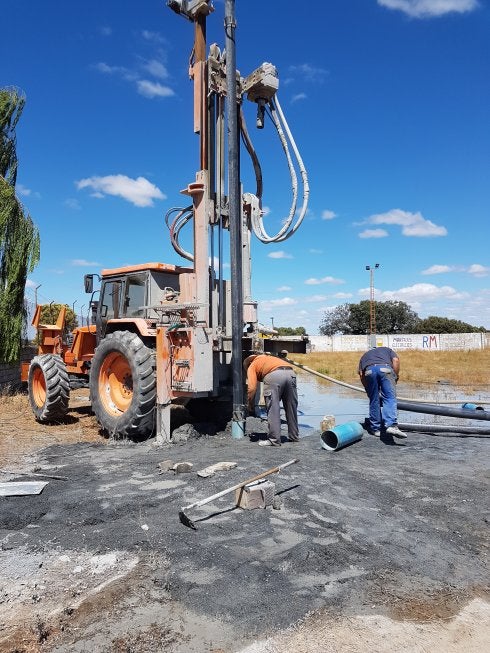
top-left (225, 0), bottom-right (245, 437)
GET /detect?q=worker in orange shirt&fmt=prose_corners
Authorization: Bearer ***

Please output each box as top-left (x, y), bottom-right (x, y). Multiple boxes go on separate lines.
top-left (243, 351), bottom-right (299, 447)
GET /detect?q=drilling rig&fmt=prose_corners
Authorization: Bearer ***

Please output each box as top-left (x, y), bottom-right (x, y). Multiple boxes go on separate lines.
top-left (23, 0), bottom-right (309, 442)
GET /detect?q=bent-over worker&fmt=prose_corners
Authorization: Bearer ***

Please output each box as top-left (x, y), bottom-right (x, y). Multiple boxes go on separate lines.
top-left (243, 352), bottom-right (299, 447)
top-left (358, 346), bottom-right (407, 439)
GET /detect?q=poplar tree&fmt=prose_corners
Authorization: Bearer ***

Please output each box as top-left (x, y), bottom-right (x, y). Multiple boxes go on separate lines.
top-left (0, 87), bottom-right (40, 363)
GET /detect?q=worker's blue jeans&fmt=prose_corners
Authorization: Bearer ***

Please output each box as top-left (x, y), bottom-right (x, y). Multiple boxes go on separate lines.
top-left (363, 365), bottom-right (397, 432)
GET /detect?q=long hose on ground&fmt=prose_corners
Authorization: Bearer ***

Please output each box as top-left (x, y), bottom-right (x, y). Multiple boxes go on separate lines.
top-left (268, 353), bottom-right (490, 437)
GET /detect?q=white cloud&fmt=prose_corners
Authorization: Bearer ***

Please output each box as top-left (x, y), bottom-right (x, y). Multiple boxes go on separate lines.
top-left (25, 279), bottom-right (37, 289)
top-left (305, 295), bottom-right (327, 302)
top-left (260, 297), bottom-right (298, 308)
top-left (421, 263), bottom-right (489, 277)
top-left (375, 282), bottom-right (468, 303)
top-left (142, 59), bottom-right (168, 79)
top-left (17, 183), bottom-right (31, 197)
top-left (421, 264), bottom-right (453, 275)
top-left (333, 292), bottom-right (353, 299)
top-left (322, 209), bottom-right (336, 220)
top-left (305, 276), bottom-right (345, 285)
top-left (467, 263), bottom-right (489, 277)
top-left (64, 198), bottom-right (81, 210)
top-left (137, 80), bottom-right (175, 98)
top-left (363, 208), bottom-right (447, 237)
top-left (268, 251), bottom-right (293, 259)
top-left (359, 228), bottom-right (388, 239)
top-left (277, 285), bottom-right (292, 291)
top-left (71, 259), bottom-right (101, 267)
top-left (288, 63), bottom-right (328, 83)
top-left (142, 30), bottom-right (165, 44)
top-left (377, 0), bottom-right (479, 18)
top-left (76, 174), bottom-right (165, 207)
top-left (94, 62), bottom-right (135, 81)
top-left (291, 93), bottom-right (307, 103)
top-left (98, 26), bottom-right (112, 36)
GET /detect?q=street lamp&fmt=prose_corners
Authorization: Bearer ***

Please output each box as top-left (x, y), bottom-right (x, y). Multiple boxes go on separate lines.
top-left (34, 284), bottom-right (42, 306)
top-left (72, 300), bottom-right (77, 314)
top-left (270, 317), bottom-right (274, 331)
top-left (365, 263), bottom-right (380, 347)
top-left (80, 304), bottom-right (86, 327)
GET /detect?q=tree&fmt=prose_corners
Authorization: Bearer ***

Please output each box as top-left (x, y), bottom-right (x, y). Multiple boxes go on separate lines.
top-left (414, 316), bottom-right (486, 334)
top-left (320, 300), bottom-right (420, 335)
top-left (39, 304), bottom-right (78, 336)
top-left (0, 87), bottom-right (40, 363)
top-left (374, 301), bottom-right (420, 334)
top-left (276, 326), bottom-right (307, 336)
top-left (319, 303), bottom-right (353, 336)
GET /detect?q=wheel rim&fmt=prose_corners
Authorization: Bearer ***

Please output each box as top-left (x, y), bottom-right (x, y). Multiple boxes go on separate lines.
top-left (99, 351), bottom-right (133, 416)
top-left (32, 366), bottom-right (47, 408)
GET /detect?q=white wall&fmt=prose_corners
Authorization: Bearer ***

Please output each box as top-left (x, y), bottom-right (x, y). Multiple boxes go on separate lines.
top-left (309, 332), bottom-right (489, 352)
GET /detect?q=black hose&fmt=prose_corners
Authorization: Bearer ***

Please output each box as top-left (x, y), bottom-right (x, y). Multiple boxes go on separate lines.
top-left (397, 400), bottom-right (490, 421)
top-left (398, 421), bottom-right (490, 436)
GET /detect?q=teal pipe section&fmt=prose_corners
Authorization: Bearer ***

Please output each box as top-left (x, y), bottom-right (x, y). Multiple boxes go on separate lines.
top-left (321, 421), bottom-right (363, 451)
top-left (461, 402), bottom-right (484, 411)
top-left (231, 419), bottom-right (245, 439)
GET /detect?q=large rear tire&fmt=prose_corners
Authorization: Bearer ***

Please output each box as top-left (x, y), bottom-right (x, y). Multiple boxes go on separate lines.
top-left (28, 354), bottom-right (70, 422)
top-left (90, 331), bottom-right (156, 439)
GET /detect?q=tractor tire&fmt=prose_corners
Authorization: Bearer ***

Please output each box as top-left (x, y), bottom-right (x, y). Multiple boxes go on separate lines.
top-left (28, 354), bottom-right (70, 422)
top-left (90, 331), bottom-right (156, 439)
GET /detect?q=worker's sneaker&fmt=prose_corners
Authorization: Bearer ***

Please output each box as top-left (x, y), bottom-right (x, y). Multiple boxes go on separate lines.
top-left (386, 425), bottom-right (407, 439)
top-left (287, 436), bottom-right (300, 443)
top-left (258, 438), bottom-right (281, 447)
top-left (371, 430), bottom-right (381, 438)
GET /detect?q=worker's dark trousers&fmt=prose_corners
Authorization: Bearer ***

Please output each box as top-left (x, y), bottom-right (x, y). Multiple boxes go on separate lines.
top-left (263, 369), bottom-right (299, 443)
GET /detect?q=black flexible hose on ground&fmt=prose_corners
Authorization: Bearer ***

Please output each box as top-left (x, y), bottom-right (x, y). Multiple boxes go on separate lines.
top-left (398, 422), bottom-right (490, 437)
top-left (397, 400), bottom-right (490, 421)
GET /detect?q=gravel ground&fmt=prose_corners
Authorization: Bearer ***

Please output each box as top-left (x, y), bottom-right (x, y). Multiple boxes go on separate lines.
top-left (0, 387), bottom-right (489, 652)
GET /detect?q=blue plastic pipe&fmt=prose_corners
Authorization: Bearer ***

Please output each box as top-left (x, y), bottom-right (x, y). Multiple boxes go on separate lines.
top-left (321, 421), bottom-right (364, 451)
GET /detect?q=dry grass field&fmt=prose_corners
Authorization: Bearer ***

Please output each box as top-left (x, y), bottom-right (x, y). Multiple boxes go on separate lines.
top-left (292, 348), bottom-right (490, 391)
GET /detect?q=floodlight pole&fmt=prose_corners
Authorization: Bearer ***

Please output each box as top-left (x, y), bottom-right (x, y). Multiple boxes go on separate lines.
top-left (366, 263), bottom-right (379, 348)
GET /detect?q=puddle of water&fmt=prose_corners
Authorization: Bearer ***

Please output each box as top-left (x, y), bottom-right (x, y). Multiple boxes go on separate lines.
top-left (296, 373), bottom-right (366, 432)
top-left (294, 371), bottom-right (490, 434)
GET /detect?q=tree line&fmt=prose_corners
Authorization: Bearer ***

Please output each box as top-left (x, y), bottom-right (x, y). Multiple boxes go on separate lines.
top-left (319, 300), bottom-right (487, 336)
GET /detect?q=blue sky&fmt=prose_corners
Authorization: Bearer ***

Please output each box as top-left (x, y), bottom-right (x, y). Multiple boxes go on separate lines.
top-left (4, 0), bottom-right (489, 333)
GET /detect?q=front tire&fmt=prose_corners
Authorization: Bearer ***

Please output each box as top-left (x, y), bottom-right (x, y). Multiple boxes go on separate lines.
top-left (89, 331), bottom-right (156, 439)
top-left (28, 354), bottom-right (70, 422)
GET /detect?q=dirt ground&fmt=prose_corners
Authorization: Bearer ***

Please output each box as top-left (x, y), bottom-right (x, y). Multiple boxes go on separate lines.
top-left (0, 385), bottom-right (489, 652)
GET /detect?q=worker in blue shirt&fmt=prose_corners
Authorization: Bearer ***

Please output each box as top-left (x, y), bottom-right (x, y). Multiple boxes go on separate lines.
top-left (358, 346), bottom-right (407, 439)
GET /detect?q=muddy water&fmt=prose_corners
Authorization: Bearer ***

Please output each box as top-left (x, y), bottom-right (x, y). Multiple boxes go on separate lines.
top-left (294, 371), bottom-right (490, 435)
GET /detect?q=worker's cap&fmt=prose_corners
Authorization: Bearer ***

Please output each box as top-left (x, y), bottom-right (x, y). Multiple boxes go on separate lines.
top-left (279, 349), bottom-right (289, 357)
top-left (243, 354), bottom-right (258, 371)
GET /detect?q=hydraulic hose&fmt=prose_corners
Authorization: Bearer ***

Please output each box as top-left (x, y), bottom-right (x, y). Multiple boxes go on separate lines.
top-left (246, 95), bottom-right (309, 244)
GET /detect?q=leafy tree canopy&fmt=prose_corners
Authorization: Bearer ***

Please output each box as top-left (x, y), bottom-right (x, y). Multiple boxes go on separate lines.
top-left (414, 316), bottom-right (486, 334)
top-left (319, 301), bottom-right (484, 335)
top-left (0, 87), bottom-right (40, 363)
top-left (276, 326), bottom-right (307, 336)
top-left (39, 303), bottom-right (78, 334)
